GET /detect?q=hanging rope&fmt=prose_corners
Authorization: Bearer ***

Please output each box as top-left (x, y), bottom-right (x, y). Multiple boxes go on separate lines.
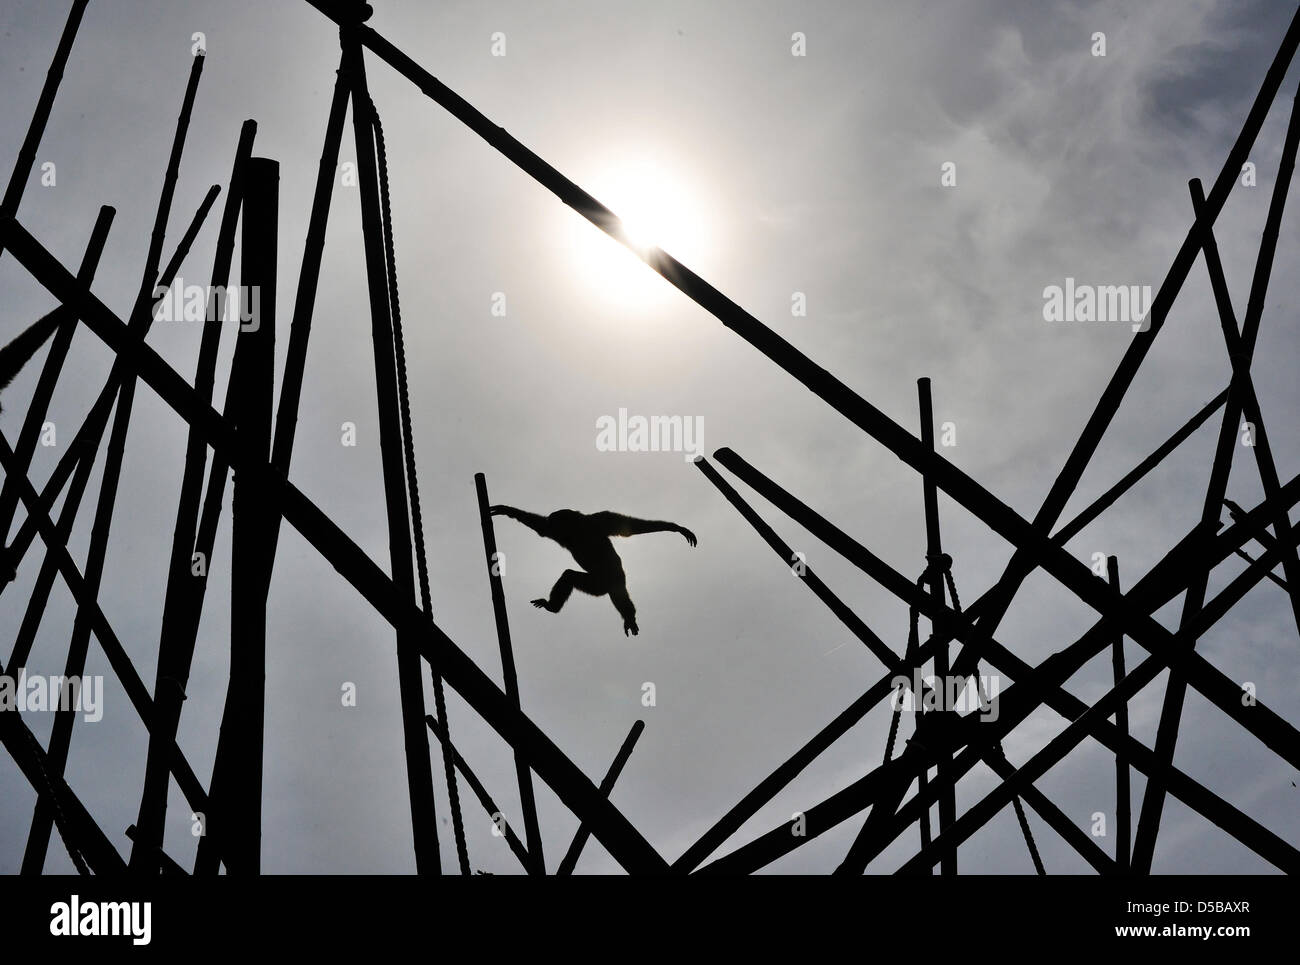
top-left (882, 553), bottom-right (949, 763)
top-left (369, 96), bottom-right (471, 876)
top-left (19, 723), bottom-right (90, 874)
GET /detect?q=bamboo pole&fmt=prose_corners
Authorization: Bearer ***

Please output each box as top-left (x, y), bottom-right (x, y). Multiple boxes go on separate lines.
top-left (124, 825), bottom-right (188, 876)
top-left (1108, 557), bottom-right (1130, 873)
top-left (131, 120), bottom-right (256, 874)
top-left (918, 377), bottom-right (954, 875)
top-left (0, 0), bottom-right (90, 263)
top-left (209, 156), bottom-right (278, 875)
top-left (475, 472), bottom-right (545, 874)
top-left (557, 721), bottom-right (645, 875)
top-left (348, 36), bottom-right (441, 874)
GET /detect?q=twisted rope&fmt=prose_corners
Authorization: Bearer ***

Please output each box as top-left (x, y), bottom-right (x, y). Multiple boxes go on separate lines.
top-left (369, 97), bottom-right (470, 876)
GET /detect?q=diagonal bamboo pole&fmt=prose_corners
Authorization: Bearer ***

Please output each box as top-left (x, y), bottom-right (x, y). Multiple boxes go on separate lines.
top-left (0, 0), bottom-right (90, 264)
top-left (557, 721), bottom-right (645, 875)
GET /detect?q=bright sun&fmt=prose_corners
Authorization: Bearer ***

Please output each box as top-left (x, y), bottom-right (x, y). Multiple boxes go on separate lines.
top-left (561, 158), bottom-right (714, 313)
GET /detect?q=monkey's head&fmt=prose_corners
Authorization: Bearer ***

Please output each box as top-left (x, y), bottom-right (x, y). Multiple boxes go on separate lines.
top-left (546, 509), bottom-right (583, 530)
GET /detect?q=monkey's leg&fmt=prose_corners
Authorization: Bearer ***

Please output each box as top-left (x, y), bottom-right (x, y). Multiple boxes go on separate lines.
top-left (609, 583), bottom-right (639, 637)
top-left (531, 569), bottom-right (603, 612)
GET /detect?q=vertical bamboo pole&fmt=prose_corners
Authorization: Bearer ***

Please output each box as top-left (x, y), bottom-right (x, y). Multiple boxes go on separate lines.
top-left (1108, 556), bottom-right (1130, 873)
top-left (475, 472), bottom-right (545, 874)
top-left (208, 156), bottom-right (278, 874)
top-left (131, 119), bottom-right (256, 873)
top-left (915, 382), bottom-right (956, 879)
top-left (918, 377), bottom-right (955, 874)
top-left (347, 33), bottom-right (441, 874)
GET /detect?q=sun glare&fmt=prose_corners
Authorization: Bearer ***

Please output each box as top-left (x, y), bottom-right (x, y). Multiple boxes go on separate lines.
top-left (561, 158), bottom-right (714, 313)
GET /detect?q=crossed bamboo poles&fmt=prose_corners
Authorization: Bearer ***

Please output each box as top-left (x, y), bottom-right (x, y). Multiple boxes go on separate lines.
top-left (0, 0), bottom-right (1298, 874)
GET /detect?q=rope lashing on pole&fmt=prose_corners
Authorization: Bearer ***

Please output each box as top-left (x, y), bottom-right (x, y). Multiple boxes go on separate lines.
top-left (881, 552), bottom-right (1044, 872)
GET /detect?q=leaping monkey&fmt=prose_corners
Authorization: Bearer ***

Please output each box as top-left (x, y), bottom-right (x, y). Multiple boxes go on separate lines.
top-left (489, 505), bottom-right (696, 636)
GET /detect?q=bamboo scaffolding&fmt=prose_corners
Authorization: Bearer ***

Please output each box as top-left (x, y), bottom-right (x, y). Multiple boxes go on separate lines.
top-left (0, 215), bottom-right (670, 873)
top-left (300, 3), bottom-right (1300, 702)
top-left (133, 120), bottom-right (255, 874)
top-left (0, 430), bottom-right (210, 816)
top-left (0, 184), bottom-right (221, 590)
top-left (0, 206), bottom-right (112, 562)
top-left (1134, 95), bottom-right (1300, 873)
top-left (691, 456), bottom-right (1104, 873)
top-left (714, 447), bottom-right (1300, 770)
top-left (22, 53), bottom-right (211, 871)
top-left (1, 0), bottom-right (1298, 879)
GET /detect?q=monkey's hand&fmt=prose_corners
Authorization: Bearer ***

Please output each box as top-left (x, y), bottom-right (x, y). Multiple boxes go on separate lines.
top-left (489, 504), bottom-right (515, 518)
top-left (624, 616), bottom-right (639, 637)
top-left (678, 526), bottom-right (697, 547)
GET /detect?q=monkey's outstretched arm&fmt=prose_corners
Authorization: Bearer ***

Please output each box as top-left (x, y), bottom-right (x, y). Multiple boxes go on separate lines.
top-left (593, 511), bottom-right (697, 547)
top-left (489, 504), bottom-right (552, 538)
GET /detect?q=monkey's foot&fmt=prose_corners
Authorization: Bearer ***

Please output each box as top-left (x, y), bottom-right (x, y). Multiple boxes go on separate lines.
top-left (623, 619), bottom-right (639, 637)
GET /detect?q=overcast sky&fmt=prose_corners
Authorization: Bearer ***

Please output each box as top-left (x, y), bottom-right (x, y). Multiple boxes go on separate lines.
top-left (1, 0), bottom-right (1298, 874)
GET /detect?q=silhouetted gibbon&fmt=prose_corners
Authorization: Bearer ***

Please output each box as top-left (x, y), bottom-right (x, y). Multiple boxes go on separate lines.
top-left (490, 505), bottom-right (697, 636)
